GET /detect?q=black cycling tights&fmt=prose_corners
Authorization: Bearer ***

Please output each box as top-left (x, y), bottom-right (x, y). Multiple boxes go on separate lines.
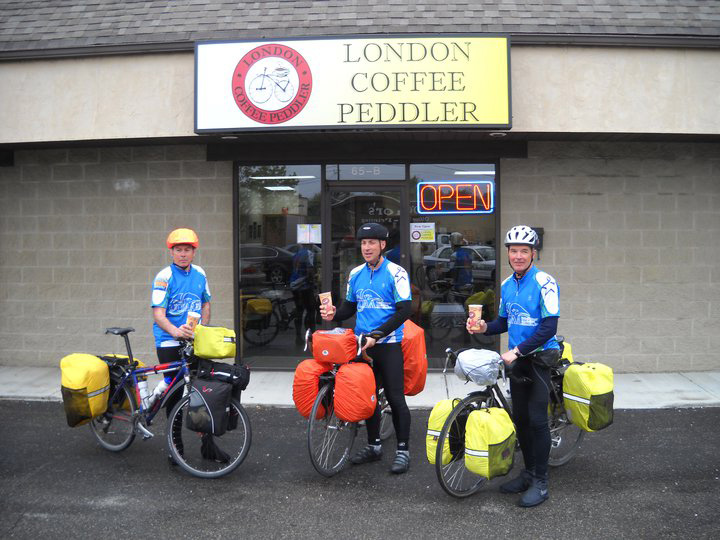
top-left (365, 342), bottom-right (411, 450)
top-left (510, 358), bottom-right (552, 479)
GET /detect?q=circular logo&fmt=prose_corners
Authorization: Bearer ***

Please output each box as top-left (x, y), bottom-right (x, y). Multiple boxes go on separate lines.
top-left (411, 230), bottom-right (421, 240)
top-left (232, 44), bottom-right (312, 125)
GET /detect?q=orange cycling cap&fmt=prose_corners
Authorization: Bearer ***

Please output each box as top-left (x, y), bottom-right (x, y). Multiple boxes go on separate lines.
top-left (166, 228), bottom-right (199, 249)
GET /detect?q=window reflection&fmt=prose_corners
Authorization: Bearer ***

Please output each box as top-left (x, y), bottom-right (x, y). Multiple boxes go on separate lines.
top-left (238, 165), bottom-right (322, 367)
top-left (409, 163), bottom-right (498, 361)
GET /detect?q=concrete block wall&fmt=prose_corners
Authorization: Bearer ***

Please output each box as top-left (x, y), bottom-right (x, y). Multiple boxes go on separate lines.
top-left (0, 145), bottom-right (234, 366)
top-left (500, 141), bottom-right (720, 372)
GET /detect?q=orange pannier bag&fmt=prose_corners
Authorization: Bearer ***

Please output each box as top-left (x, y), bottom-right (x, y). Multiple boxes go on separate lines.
top-left (401, 320), bottom-right (428, 396)
top-left (312, 328), bottom-right (358, 365)
top-left (292, 359), bottom-right (329, 419)
top-left (334, 362), bottom-right (377, 423)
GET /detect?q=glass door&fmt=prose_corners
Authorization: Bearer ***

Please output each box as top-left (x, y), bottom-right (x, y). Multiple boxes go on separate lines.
top-left (324, 187), bottom-right (409, 330)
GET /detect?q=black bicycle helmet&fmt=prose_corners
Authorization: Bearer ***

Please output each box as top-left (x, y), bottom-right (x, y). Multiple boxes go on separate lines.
top-left (356, 223), bottom-right (389, 241)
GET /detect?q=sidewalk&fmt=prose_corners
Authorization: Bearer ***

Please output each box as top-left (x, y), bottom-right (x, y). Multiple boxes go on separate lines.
top-left (2, 365), bottom-right (720, 408)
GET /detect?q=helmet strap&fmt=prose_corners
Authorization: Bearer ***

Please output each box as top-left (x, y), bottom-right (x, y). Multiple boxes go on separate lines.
top-left (367, 254), bottom-right (384, 269)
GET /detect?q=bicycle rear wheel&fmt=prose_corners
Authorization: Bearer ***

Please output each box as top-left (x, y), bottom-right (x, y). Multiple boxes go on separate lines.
top-left (90, 379), bottom-right (136, 452)
top-left (307, 383), bottom-right (357, 477)
top-left (243, 311), bottom-right (280, 346)
top-left (167, 396), bottom-right (252, 479)
top-left (548, 401), bottom-right (584, 467)
top-left (435, 394), bottom-right (490, 498)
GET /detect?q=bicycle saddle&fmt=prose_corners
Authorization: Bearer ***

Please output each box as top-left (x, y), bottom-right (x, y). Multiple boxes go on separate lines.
top-left (105, 327), bottom-right (135, 336)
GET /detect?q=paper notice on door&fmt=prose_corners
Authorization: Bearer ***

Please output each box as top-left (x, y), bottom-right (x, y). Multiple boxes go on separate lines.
top-left (410, 222), bottom-right (435, 243)
top-left (297, 224), bottom-right (321, 244)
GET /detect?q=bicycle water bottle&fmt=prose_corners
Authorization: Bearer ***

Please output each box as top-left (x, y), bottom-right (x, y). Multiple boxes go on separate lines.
top-left (147, 379), bottom-right (169, 408)
top-left (137, 380), bottom-right (151, 408)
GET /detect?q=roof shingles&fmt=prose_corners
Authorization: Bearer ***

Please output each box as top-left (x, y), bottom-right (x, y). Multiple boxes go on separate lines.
top-left (0, 0), bottom-right (718, 56)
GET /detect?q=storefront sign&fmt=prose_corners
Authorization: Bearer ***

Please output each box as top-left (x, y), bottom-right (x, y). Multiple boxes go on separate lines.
top-left (196, 35), bottom-right (510, 131)
top-left (416, 181), bottom-right (494, 214)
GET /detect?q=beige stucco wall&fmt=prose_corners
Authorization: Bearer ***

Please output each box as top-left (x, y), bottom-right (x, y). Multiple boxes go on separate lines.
top-left (1, 46), bottom-right (719, 144)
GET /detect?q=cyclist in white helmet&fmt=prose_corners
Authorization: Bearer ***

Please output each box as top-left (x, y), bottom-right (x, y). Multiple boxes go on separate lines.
top-left (467, 225), bottom-right (560, 508)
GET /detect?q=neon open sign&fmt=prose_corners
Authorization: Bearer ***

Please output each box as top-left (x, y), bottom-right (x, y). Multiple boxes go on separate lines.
top-left (416, 181), bottom-right (494, 214)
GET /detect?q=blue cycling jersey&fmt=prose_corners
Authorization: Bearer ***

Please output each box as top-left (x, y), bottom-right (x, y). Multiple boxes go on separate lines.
top-left (498, 264), bottom-right (560, 352)
top-left (151, 263), bottom-right (211, 347)
top-left (345, 257), bottom-right (412, 343)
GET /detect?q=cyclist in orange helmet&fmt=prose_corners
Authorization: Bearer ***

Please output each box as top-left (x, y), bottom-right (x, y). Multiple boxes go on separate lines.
top-left (152, 228), bottom-right (218, 463)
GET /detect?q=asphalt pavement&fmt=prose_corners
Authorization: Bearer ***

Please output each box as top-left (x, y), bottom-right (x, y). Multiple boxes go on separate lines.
top-left (0, 401), bottom-right (718, 539)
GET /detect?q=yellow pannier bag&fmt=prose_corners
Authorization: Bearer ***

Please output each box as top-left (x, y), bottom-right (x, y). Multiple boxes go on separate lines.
top-left (563, 362), bottom-right (614, 432)
top-left (464, 407), bottom-right (516, 479)
top-left (426, 398), bottom-right (461, 465)
top-left (60, 353), bottom-right (110, 427)
top-left (561, 341), bottom-right (575, 364)
top-left (194, 325), bottom-right (237, 359)
top-left (246, 298), bottom-right (272, 320)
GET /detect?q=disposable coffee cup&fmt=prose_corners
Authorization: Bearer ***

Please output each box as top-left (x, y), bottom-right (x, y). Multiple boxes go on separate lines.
top-left (468, 304), bottom-right (483, 330)
top-left (318, 291), bottom-right (332, 307)
top-left (186, 311), bottom-right (201, 331)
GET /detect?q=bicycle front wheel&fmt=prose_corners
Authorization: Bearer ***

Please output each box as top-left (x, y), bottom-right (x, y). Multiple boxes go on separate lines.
top-left (307, 383), bottom-right (357, 477)
top-left (435, 394), bottom-right (490, 498)
top-left (378, 389), bottom-right (394, 441)
top-left (548, 401), bottom-right (584, 467)
top-left (90, 380), bottom-right (136, 452)
top-left (167, 396), bottom-right (252, 479)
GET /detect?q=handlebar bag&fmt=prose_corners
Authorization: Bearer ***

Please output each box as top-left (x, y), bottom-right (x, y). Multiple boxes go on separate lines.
top-left (426, 398), bottom-right (461, 465)
top-left (563, 362), bottom-right (614, 432)
top-left (292, 358), bottom-right (330, 419)
top-left (454, 349), bottom-right (501, 387)
top-left (186, 378), bottom-right (232, 436)
top-left (464, 407), bottom-right (516, 479)
top-left (401, 320), bottom-right (427, 396)
top-left (60, 353), bottom-right (110, 427)
top-left (312, 328), bottom-right (357, 365)
top-left (334, 362), bottom-right (376, 423)
top-left (193, 325), bottom-right (236, 359)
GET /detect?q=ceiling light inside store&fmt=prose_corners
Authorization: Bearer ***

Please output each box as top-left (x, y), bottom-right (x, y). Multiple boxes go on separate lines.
top-left (250, 176), bottom-right (316, 180)
top-left (264, 186), bottom-right (296, 191)
top-left (454, 171), bottom-right (495, 175)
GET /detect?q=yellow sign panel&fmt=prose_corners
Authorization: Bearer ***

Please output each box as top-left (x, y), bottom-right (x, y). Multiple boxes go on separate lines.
top-left (196, 35), bottom-right (510, 131)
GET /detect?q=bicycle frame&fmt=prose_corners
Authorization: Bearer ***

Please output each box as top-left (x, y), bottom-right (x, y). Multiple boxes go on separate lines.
top-left (109, 360), bottom-right (190, 424)
top-left (104, 333), bottom-right (193, 426)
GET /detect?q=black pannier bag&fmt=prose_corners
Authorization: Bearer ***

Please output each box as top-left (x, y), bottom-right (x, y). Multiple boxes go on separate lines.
top-left (196, 359), bottom-right (250, 431)
top-left (185, 378), bottom-right (232, 436)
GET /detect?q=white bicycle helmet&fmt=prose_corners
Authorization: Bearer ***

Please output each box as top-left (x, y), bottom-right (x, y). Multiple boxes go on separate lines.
top-left (449, 231), bottom-right (464, 246)
top-left (504, 225), bottom-right (538, 247)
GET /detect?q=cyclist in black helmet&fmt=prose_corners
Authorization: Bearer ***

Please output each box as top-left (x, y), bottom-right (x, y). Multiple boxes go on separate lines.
top-left (320, 222), bottom-right (413, 474)
top-left (466, 225), bottom-right (561, 507)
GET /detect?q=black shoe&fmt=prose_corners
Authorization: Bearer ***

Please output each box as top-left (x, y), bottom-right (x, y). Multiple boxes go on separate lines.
top-left (519, 476), bottom-right (549, 507)
top-left (351, 445), bottom-right (382, 465)
top-left (499, 469), bottom-right (533, 494)
top-left (390, 451), bottom-right (410, 474)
